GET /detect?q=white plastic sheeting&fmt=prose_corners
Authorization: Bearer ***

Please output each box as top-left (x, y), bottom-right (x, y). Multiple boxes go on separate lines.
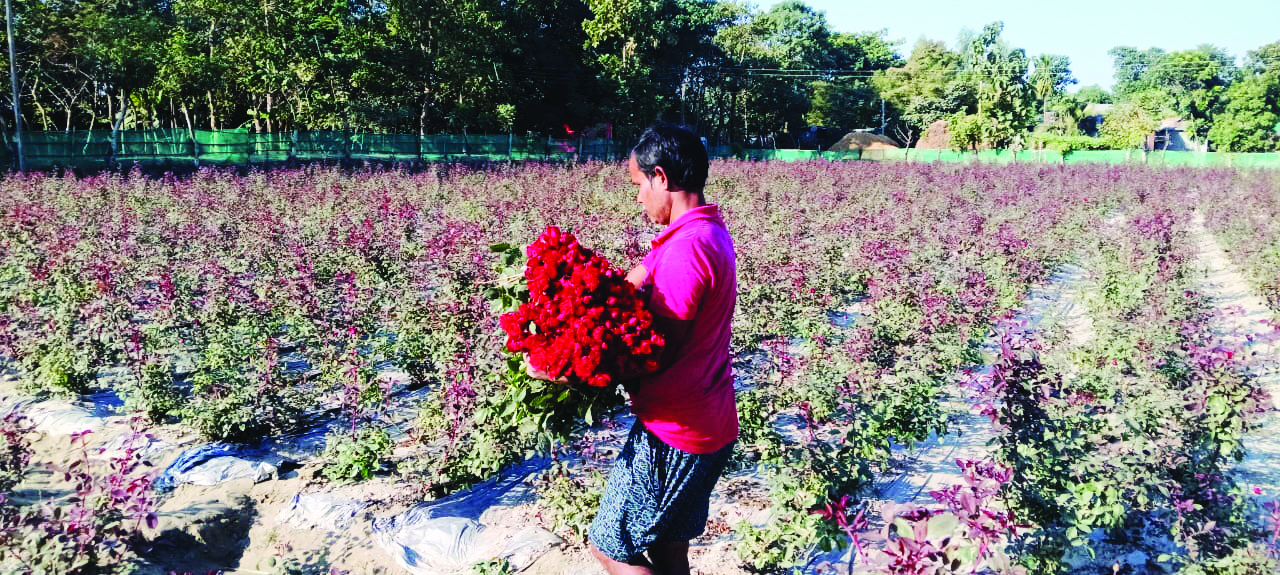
top-left (4, 400), bottom-right (105, 436)
top-left (155, 444), bottom-right (279, 490)
top-left (371, 457), bottom-right (562, 574)
top-left (171, 455), bottom-right (276, 486)
top-left (373, 510), bottom-right (562, 574)
top-left (277, 493), bottom-right (369, 532)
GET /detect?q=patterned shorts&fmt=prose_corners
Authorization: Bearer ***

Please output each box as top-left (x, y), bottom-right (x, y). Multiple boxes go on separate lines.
top-left (588, 421), bottom-right (734, 565)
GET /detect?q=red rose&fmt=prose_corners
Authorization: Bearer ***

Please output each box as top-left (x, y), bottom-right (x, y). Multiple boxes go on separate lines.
top-left (502, 227), bottom-right (665, 385)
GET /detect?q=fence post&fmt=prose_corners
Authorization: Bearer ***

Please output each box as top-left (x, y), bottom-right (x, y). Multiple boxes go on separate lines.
top-left (189, 128), bottom-right (199, 168)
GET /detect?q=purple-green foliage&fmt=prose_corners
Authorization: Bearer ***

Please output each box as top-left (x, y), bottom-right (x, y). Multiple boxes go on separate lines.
top-left (0, 415), bottom-right (158, 575)
top-left (0, 163), bottom-right (1269, 498)
top-left (0, 412), bottom-right (33, 495)
top-left (815, 460), bottom-right (1025, 575)
top-left (974, 185), bottom-right (1274, 572)
top-left (1199, 169), bottom-right (1280, 311)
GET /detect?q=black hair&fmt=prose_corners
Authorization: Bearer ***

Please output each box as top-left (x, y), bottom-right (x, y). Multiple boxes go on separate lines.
top-left (632, 123), bottom-right (709, 196)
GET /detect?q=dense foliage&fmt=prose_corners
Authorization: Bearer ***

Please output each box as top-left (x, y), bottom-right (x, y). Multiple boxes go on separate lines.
top-left (979, 191), bottom-right (1275, 573)
top-left (0, 0), bottom-right (1277, 152)
top-left (0, 162), bottom-right (1277, 573)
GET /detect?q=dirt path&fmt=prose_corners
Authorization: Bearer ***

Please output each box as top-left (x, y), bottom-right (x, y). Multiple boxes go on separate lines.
top-left (1188, 215), bottom-right (1280, 504)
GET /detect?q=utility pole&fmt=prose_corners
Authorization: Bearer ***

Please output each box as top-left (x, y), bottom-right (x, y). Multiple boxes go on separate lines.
top-left (875, 98), bottom-right (885, 135)
top-left (5, 0), bottom-right (22, 171)
top-left (680, 82), bottom-right (686, 127)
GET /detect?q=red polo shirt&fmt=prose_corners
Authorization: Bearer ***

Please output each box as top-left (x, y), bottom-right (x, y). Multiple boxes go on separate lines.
top-left (627, 204), bottom-right (739, 454)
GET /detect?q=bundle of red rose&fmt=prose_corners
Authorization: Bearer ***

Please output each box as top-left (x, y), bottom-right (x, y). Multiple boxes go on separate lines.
top-left (500, 227), bottom-right (665, 388)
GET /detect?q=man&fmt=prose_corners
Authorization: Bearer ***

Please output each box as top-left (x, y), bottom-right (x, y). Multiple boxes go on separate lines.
top-left (589, 123), bottom-right (739, 575)
top-left (527, 123), bottom-right (737, 573)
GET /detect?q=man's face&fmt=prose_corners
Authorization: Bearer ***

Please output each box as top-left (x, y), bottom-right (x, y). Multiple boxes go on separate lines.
top-left (628, 155), bottom-right (671, 226)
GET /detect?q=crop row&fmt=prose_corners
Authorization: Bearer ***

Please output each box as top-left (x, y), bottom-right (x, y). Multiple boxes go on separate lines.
top-left (976, 185), bottom-right (1277, 573)
top-left (1198, 169), bottom-right (1280, 313)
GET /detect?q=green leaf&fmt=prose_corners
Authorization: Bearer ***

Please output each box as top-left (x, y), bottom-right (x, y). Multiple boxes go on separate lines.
top-left (925, 513), bottom-right (959, 541)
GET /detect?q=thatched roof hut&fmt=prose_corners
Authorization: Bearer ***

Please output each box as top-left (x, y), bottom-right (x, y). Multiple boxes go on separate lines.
top-left (827, 132), bottom-right (900, 152)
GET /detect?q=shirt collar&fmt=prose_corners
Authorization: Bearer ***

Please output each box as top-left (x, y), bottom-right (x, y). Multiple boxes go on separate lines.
top-left (650, 204), bottom-right (723, 249)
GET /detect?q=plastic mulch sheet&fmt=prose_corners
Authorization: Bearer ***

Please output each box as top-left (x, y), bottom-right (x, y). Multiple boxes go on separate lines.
top-left (371, 457), bottom-right (562, 574)
top-left (154, 444), bottom-right (279, 491)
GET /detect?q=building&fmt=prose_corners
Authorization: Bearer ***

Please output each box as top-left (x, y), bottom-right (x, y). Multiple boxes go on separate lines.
top-left (1147, 118), bottom-right (1207, 152)
top-left (1081, 103), bottom-right (1113, 137)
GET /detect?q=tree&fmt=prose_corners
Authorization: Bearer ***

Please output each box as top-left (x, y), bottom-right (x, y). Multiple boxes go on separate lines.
top-left (580, 0), bottom-right (732, 136)
top-left (1145, 45), bottom-right (1236, 140)
top-left (1029, 54), bottom-right (1075, 114)
top-left (1208, 42), bottom-right (1280, 152)
top-left (962, 22), bottom-right (1033, 148)
top-left (1109, 44), bottom-right (1235, 142)
top-left (804, 29), bottom-right (900, 132)
top-left (155, 27), bottom-right (225, 134)
top-left (1099, 89), bottom-right (1169, 149)
top-left (872, 39), bottom-right (968, 147)
top-left (1039, 93), bottom-right (1088, 136)
top-left (1207, 76), bottom-right (1279, 152)
top-left (1108, 46), bottom-right (1166, 97)
top-left (498, 0), bottom-right (596, 133)
top-left (713, 0), bottom-right (838, 142)
top-left (1074, 84), bottom-right (1112, 104)
top-left (71, 0), bottom-right (167, 156)
top-left (948, 112), bottom-right (989, 151)
top-left (1245, 40), bottom-right (1280, 77)
top-left (583, 0), bottom-right (671, 133)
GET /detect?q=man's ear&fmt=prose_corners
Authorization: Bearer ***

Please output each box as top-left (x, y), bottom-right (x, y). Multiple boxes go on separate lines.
top-left (650, 166), bottom-right (670, 192)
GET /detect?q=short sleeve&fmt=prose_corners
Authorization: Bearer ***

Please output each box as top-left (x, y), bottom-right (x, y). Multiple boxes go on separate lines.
top-left (648, 238), bottom-right (710, 321)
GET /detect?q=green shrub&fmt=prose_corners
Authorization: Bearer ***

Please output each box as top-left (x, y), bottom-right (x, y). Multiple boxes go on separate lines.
top-left (322, 427), bottom-right (393, 483)
top-left (533, 462), bottom-right (604, 546)
top-left (1030, 133), bottom-right (1113, 154)
top-left (117, 361), bottom-right (185, 423)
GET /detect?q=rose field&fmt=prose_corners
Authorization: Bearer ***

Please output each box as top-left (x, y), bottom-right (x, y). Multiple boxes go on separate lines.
top-left (2, 161), bottom-right (1280, 575)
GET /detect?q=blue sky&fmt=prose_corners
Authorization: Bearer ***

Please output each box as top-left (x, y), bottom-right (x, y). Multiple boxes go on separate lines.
top-left (763, 0), bottom-right (1280, 92)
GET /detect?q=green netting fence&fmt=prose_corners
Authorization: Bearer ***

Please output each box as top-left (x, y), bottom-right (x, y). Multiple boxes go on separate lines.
top-left (723, 148), bottom-right (1280, 168)
top-left (9, 130), bottom-right (639, 171)
top-left (6, 130), bottom-right (1280, 170)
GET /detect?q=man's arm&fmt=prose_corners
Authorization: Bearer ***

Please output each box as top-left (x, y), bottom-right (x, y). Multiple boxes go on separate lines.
top-left (620, 262), bottom-right (698, 379)
top-left (650, 312), bottom-right (694, 373)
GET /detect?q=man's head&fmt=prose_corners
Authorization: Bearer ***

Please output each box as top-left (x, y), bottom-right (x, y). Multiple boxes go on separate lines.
top-left (628, 123), bottom-right (709, 226)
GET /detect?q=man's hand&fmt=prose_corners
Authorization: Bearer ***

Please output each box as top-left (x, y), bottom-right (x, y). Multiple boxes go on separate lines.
top-left (524, 354), bottom-right (568, 383)
top-left (625, 264), bottom-right (647, 290)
